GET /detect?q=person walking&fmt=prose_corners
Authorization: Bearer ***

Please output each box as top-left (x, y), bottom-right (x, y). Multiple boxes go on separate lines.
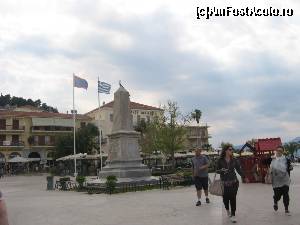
top-left (271, 146), bottom-right (292, 215)
top-left (191, 148), bottom-right (210, 206)
top-left (0, 191), bottom-right (9, 225)
top-left (217, 145), bottom-right (247, 223)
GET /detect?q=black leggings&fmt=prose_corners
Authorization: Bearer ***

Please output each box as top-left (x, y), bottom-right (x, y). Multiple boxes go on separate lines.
top-left (223, 184), bottom-right (238, 216)
top-left (273, 185), bottom-right (289, 210)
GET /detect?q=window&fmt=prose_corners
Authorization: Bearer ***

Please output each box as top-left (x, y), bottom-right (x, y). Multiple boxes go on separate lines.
top-left (137, 115), bottom-right (141, 123)
top-left (0, 135), bottom-right (5, 145)
top-left (110, 114), bottom-right (113, 122)
top-left (12, 120), bottom-right (19, 129)
top-left (45, 136), bottom-right (50, 145)
top-left (50, 136), bottom-right (55, 145)
top-left (12, 135), bottom-right (19, 144)
top-left (147, 116), bottom-right (150, 123)
top-left (34, 136), bottom-right (38, 144)
top-left (0, 119), bottom-right (6, 130)
top-left (38, 136), bottom-right (45, 145)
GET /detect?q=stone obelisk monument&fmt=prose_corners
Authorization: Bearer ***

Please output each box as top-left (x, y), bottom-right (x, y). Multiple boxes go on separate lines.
top-left (99, 85), bottom-right (151, 179)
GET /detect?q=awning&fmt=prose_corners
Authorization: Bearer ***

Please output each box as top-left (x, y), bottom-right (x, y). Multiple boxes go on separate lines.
top-left (32, 117), bottom-right (73, 127)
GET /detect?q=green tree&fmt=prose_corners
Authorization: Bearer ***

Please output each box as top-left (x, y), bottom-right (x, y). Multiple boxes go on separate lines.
top-left (139, 101), bottom-right (187, 169)
top-left (160, 101), bottom-right (187, 169)
top-left (220, 142), bottom-right (233, 150)
top-left (76, 123), bottom-right (99, 154)
top-left (139, 116), bottom-right (163, 156)
top-left (0, 94), bottom-right (11, 106)
top-left (134, 119), bottom-right (147, 135)
top-left (284, 142), bottom-right (299, 156)
top-left (192, 109), bottom-right (202, 124)
top-left (54, 134), bottom-right (73, 159)
top-left (54, 123), bottom-right (99, 159)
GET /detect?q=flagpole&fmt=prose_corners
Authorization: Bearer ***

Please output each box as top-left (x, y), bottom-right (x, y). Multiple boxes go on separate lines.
top-left (97, 77), bottom-right (103, 171)
top-left (73, 74), bottom-right (77, 177)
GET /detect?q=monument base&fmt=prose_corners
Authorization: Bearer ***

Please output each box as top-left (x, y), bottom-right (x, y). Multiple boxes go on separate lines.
top-left (87, 176), bottom-right (159, 187)
top-left (99, 160), bottom-right (151, 178)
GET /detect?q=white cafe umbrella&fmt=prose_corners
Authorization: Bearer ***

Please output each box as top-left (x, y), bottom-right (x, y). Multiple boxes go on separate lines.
top-left (56, 153), bottom-right (87, 161)
top-left (8, 156), bottom-right (30, 163)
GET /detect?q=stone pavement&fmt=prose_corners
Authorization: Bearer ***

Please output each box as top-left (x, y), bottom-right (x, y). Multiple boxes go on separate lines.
top-left (1, 166), bottom-right (299, 225)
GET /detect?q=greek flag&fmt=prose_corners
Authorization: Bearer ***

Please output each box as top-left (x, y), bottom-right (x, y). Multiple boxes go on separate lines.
top-left (73, 75), bottom-right (88, 89)
top-left (98, 81), bottom-right (111, 94)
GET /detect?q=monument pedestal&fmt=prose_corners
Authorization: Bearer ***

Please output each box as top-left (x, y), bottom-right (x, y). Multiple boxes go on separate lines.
top-left (99, 131), bottom-right (151, 178)
top-left (98, 86), bottom-right (151, 180)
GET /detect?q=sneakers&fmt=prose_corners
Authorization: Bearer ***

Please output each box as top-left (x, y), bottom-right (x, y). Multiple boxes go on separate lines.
top-left (285, 210), bottom-right (291, 216)
top-left (196, 200), bottom-right (201, 206)
top-left (230, 216), bottom-right (237, 223)
top-left (206, 198), bottom-right (210, 204)
top-left (273, 203), bottom-right (278, 211)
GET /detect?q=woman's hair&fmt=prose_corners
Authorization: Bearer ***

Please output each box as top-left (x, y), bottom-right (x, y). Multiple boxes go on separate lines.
top-left (220, 145), bottom-right (233, 159)
top-left (276, 145), bottom-right (284, 151)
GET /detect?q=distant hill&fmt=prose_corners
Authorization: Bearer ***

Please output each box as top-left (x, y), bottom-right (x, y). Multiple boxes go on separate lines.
top-left (290, 137), bottom-right (300, 143)
top-left (0, 93), bottom-right (58, 113)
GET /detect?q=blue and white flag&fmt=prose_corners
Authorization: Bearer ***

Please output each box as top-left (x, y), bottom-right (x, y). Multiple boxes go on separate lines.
top-left (98, 81), bottom-right (111, 94)
top-left (74, 75), bottom-right (88, 89)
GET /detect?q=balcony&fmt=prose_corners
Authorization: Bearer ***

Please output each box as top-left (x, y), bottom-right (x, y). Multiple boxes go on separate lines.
top-left (187, 134), bottom-right (212, 139)
top-left (31, 142), bottom-right (56, 147)
top-left (0, 140), bottom-right (25, 147)
top-left (0, 125), bottom-right (25, 133)
top-left (31, 126), bottom-right (72, 133)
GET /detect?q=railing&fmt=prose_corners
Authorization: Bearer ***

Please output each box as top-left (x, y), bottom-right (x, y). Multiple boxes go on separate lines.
top-left (31, 127), bottom-right (72, 132)
top-left (0, 140), bottom-right (25, 147)
top-left (32, 142), bottom-right (55, 147)
top-left (0, 125), bottom-right (25, 131)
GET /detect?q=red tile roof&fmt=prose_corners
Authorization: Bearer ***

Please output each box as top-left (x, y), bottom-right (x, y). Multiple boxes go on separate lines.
top-left (86, 101), bottom-right (163, 115)
top-left (255, 138), bottom-right (282, 152)
top-left (0, 110), bottom-right (91, 120)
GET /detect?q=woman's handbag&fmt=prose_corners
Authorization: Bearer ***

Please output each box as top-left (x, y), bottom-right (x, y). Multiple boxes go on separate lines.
top-left (264, 168), bottom-right (272, 184)
top-left (209, 173), bottom-right (224, 196)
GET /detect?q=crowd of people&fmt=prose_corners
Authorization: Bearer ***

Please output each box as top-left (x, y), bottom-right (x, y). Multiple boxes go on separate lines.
top-left (191, 145), bottom-right (293, 223)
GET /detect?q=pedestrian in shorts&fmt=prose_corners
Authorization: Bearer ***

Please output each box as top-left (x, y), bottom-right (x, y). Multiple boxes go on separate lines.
top-left (191, 148), bottom-right (210, 206)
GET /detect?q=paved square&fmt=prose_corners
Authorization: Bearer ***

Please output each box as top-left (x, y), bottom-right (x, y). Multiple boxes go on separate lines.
top-left (1, 166), bottom-right (299, 225)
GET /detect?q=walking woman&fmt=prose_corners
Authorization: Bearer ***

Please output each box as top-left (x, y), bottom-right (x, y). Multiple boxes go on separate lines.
top-left (271, 146), bottom-right (292, 215)
top-left (217, 145), bottom-right (247, 223)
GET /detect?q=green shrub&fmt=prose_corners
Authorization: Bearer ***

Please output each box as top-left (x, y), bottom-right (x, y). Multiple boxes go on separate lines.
top-left (76, 176), bottom-right (86, 188)
top-left (106, 175), bottom-right (117, 194)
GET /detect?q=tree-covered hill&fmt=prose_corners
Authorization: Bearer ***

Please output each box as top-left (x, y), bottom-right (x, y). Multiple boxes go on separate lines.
top-left (0, 93), bottom-right (58, 113)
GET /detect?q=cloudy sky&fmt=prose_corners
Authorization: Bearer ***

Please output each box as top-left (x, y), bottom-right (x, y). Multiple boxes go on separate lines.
top-left (0, 0), bottom-right (299, 147)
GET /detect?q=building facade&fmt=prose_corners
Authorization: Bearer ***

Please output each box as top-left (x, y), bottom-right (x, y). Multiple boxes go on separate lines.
top-left (185, 125), bottom-right (211, 151)
top-left (0, 106), bottom-right (91, 163)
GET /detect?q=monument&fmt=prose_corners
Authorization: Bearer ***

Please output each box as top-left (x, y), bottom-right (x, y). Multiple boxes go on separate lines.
top-left (98, 85), bottom-right (151, 179)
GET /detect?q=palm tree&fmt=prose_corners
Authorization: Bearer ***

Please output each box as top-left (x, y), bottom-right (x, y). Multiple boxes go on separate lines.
top-left (192, 109), bottom-right (202, 124)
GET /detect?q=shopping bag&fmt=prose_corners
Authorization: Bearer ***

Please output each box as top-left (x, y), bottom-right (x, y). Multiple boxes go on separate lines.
top-left (209, 173), bottom-right (224, 196)
top-left (264, 168), bottom-right (272, 184)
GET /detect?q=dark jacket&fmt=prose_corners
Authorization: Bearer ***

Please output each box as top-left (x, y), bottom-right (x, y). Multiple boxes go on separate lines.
top-left (286, 157), bottom-right (293, 176)
top-left (217, 158), bottom-right (245, 182)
